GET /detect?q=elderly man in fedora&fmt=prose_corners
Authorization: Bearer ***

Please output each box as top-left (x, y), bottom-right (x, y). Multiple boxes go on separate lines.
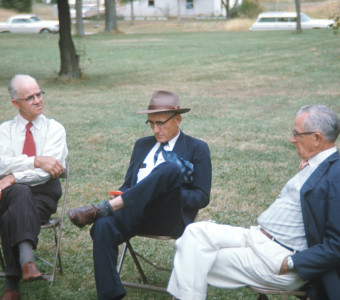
top-left (67, 90), bottom-right (212, 300)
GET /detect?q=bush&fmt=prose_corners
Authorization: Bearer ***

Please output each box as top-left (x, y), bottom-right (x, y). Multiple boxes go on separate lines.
top-left (232, 0), bottom-right (263, 19)
top-left (1, 0), bottom-right (32, 12)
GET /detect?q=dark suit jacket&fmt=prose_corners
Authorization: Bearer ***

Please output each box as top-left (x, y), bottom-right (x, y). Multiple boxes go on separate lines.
top-left (119, 131), bottom-right (212, 225)
top-left (293, 151), bottom-right (340, 300)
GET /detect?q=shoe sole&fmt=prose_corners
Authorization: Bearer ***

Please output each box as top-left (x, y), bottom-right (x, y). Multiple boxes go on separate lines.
top-left (23, 274), bottom-right (43, 282)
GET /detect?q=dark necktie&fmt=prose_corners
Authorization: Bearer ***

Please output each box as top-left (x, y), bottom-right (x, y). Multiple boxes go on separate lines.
top-left (22, 122), bottom-right (36, 157)
top-left (154, 143), bottom-right (166, 165)
top-left (154, 143), bottom-right (194, 183)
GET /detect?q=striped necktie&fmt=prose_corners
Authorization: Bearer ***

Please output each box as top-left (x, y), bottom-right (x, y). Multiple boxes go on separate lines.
top-left (154, 143), bottom-right (194, 183)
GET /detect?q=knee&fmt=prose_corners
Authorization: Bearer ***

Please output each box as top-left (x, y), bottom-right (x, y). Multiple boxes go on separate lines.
top-left (4, 184), bottom-right (32, 204)
top-left (178, 221), bottom-right (210, 243)
top-left (90, 216), bottom-right (120, 242)
top-left (158, 162), bottom-right (181, 181)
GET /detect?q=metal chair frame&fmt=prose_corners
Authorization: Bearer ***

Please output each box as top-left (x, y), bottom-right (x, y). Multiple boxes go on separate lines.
top-left (0, 162), bottom-right (69, 286)
top-left (115, 233), bottom-right (308, 299)
top-left (249, 286), bottom-right (307, 300)
top-left (117, 234), bottom-right (174, 293)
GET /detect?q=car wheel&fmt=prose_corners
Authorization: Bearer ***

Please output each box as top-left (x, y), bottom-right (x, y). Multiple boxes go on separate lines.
top-left (40, 28), bottom-right (51, 34)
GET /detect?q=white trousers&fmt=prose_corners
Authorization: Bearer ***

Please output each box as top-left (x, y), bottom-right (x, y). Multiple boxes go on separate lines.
top-left (167, 221), bottom-right (306, 300)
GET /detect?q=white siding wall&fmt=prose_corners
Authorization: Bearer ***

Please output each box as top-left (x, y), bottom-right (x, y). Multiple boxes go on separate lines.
top-left (117, 0), bottom-right (225, 18)
top-left (68, 0), bottom-right (241, 18)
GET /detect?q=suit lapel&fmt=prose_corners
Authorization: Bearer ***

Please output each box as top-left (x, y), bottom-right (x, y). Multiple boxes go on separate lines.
top-left (301, 152), bottom-right (339, 195)
top-left (173, 131), bottom-right (188, 158)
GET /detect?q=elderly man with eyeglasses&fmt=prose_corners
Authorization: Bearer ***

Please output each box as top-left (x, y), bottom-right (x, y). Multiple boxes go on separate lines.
top-left (67, 90), bottom-right (212, 300)
top-left (167, 104), bottom-right (340, 300)
top-left (0, 74), bottom-right (68, 300)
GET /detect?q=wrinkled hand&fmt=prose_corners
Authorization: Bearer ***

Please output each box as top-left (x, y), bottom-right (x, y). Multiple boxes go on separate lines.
top-left (279, 256), bottom-right (289, 275)
top-left (34, 156), bottom-right (64, 178)
top-left (0, 174), bottom-right (16, 200)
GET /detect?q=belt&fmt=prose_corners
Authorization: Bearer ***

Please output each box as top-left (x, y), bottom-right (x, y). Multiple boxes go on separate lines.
top-left (260, 228), bottom-right (298, 254)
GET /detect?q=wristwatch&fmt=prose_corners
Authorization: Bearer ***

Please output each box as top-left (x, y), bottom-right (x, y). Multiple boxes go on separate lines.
top-left (287, 256), bottom-right (295, 271)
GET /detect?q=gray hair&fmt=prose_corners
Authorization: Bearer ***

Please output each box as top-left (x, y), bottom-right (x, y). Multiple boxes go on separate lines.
top-left (297, 104), bottom-right (340, 142)
top-left (8, 74), bottom-right (37, 100)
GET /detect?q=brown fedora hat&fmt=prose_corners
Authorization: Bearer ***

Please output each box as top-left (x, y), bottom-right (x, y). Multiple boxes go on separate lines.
top-left (137, 90), bottom-right (191, 114)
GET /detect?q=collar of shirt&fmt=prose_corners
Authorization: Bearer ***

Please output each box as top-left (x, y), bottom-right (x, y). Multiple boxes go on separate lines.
top-left (308, 147), bottom-right (337, 168)
top-left (163, 130), bottom-right (180, 151)
top-left (17, 114), bottom-right (43, 132)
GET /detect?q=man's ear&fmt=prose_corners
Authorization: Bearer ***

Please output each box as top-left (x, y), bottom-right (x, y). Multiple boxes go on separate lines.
top-left (175, 114), bottom-right (182, 127)
top-left (314, 132), bottom-right (323, 146)
top-left (11, 99), bottom-right (20, 110)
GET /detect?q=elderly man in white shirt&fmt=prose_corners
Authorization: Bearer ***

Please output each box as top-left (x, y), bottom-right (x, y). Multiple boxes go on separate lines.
top-left (167, 104), bottom-right (340, 300)
top-left (0, 74), bottom-right (68, 300)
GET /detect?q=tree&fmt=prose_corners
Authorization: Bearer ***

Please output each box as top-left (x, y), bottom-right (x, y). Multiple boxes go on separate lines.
top-left (105, 0), bottom-right (118, 32)
top-left (76, 0), bottom-right (85, 37)
top-left (57, 0), bottom-right (82, 79)
top-left (295, 0), bottom-right (302, 33)
top-left (221, 0), bottom-right (239, 20)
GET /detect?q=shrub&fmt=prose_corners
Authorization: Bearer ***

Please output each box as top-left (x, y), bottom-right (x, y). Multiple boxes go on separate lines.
top-left (232, 0), bottom-right (263, 19)
top-left (1, 0), bottom-right (32, 12)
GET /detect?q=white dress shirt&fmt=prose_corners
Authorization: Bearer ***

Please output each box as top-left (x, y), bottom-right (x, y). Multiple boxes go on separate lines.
top-left (137, 131), bottom-right (180, 183)
top-left (0, 114), bottom-right (68, 186)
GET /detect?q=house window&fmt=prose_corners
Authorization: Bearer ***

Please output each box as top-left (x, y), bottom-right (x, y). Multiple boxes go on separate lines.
top-left (186, 0), bottom-right (194, 9)
top-left (148, 0), bottom-right (155, 7)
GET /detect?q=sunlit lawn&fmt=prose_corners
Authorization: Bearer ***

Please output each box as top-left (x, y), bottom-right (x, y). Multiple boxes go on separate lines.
top-left (0, 23), bottom-right (339, 299)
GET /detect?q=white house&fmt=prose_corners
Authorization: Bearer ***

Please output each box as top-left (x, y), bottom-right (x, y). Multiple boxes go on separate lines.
top-left (68, 0), bottom-right (240, 19)
top-left (117, 0), bottom-right (240, 19)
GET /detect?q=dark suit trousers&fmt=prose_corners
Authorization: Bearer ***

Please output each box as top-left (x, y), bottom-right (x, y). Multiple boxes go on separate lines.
top-left (0, 179), bottom-right (61, 278)
top-left (90, 162), bottom-right (185, 300)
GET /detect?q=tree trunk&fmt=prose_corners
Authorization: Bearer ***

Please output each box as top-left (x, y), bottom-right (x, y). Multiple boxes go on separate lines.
top-left (295, 0), bottom-right (302, 33)
top-left (226, 0), bottom-right (231, 20)
top-left (105, 0), bottom-right (117, 32)
top-left (76, 0), bottom-right (84, 37)
top-left (57, 0), bottom-right (82, 79)
top-left (130, 0), bottom-right (134, 26)
top-left (177, 0), bottom-right (181, 24)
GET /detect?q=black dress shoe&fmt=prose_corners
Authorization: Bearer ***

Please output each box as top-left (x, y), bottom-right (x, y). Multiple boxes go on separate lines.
top-left (67, 204), bottom-right (100, 228)
top-left (1, 288), bottom-right (21, 300)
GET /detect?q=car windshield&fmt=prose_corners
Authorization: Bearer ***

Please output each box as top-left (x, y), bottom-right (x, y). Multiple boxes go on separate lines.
top-left (301, 13), bottom-right (311, 22)
top-left (29, 16), bottom-right (41, 22)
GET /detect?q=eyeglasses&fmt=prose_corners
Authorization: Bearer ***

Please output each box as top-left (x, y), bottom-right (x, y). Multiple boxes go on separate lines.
top-left (145, 113), bottom-right (177, 129)
top-left (292, 130), bottom-right (316, 137)
top-left (16, 91), bottom-right (45, 102)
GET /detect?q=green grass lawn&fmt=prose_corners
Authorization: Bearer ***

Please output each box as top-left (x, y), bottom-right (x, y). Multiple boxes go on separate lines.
top-left (0, 27), bottom-right (339, 299)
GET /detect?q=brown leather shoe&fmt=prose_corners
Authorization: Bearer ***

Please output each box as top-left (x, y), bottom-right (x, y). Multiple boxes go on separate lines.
top-left (67, 204), bottom-right (100, 228)
top-left (1, 288), bottom-right (21, 300)
top-left (22, 261), bottom-right (42, 282)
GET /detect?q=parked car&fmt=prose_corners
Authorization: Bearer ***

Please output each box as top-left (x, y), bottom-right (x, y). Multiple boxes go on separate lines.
top-left (70, 5), bottom-right (105, 19)
top-left (0, 15), bottom-right (59, 34)
top-left (249, 12), bottom-right (336, 31)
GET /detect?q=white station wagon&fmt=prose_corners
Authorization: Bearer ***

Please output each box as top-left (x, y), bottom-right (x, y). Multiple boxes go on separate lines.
top-left (250, 12), bottom-right (336, 31)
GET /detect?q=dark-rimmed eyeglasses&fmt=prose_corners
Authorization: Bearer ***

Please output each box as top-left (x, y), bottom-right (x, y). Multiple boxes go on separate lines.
top-left (292, 130), bottom-right (316, 137)
top-left (145, 113), bottom-right (177, 129)
top-left (16, 91), bottom-right (45, 102)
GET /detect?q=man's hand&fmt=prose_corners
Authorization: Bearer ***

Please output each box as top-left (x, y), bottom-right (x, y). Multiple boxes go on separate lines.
top-left (279, 256), bottom-right (290, 275)
top-left (0, 174), bottom-right (16, 200)
top-left (34, 156), bottom-right (64, 178)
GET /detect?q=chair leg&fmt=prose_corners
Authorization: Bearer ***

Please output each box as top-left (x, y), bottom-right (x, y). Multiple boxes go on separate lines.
top-left (55, 225), bottom-right (63, 275)
top-left (0, 248), bottom-right (5, 271)
top-left (126, 241), bottom-right (148, 284)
